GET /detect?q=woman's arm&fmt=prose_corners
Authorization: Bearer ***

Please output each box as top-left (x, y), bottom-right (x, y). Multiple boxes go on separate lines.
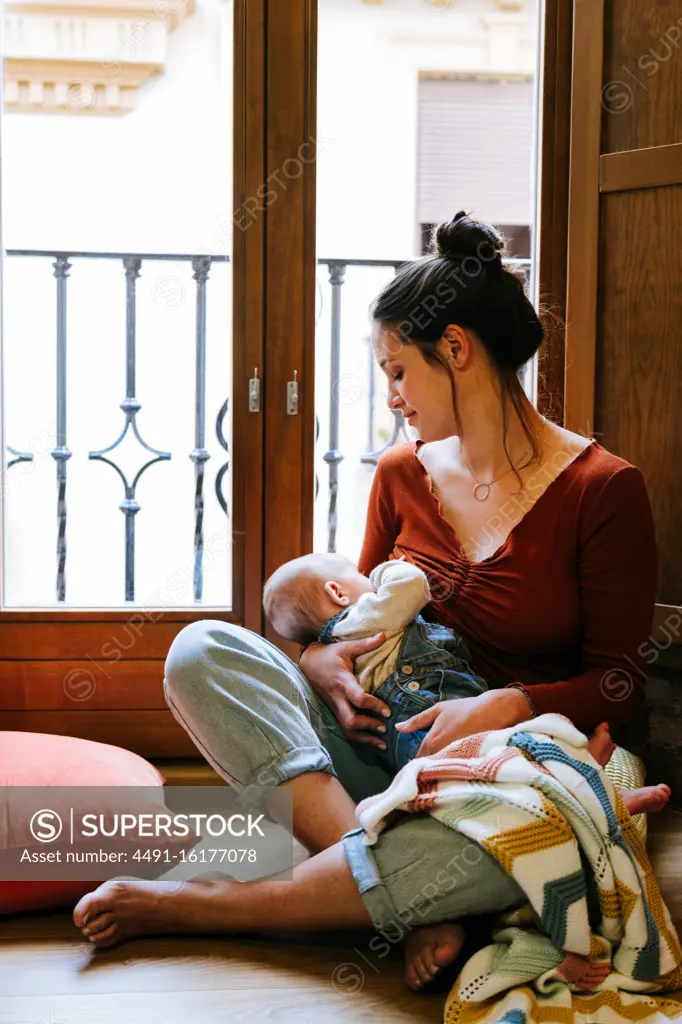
top-left (396, 688), bottom-right (531, 756)
top-left (299, 635), bottom-right (391, 748)
top-left (521, 465), bottom-right (657, 733)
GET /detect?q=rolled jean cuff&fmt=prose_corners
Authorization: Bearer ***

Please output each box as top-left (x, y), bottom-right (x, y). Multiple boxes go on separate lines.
top-left (341, 819), bottom-right (526, 941)
top-left (341, 827), bottom-right (422, 941)
top-left (242, 745), bottom-right (336, 790)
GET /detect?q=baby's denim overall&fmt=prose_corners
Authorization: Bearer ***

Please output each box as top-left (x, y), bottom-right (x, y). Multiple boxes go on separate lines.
top-left (318, 612), bottom-right (488, 772)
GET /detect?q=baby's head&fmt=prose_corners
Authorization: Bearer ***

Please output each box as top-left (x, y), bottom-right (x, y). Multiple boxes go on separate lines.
top-left (263, 553), bottom-right (374, 644)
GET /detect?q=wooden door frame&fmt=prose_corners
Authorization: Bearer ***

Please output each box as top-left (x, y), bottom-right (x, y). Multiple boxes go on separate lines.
top-left (261, 0), bottom-right (318, 660)
top-left (562, 0), bottom-right (604, 441)
top-left (234, 0), bottom-right (267, 635)
top-left (536, 0), bottom-right (573, 426)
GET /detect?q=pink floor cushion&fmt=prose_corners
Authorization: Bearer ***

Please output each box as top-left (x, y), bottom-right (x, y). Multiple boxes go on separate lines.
top-left (0, 731), bottom-right (167, 916)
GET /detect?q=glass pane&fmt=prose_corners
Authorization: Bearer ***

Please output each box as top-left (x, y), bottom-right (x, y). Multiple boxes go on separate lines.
top-left (315, 0), bottom-right (540, 558)
top-left (1, 0), bottom-right (233, 608)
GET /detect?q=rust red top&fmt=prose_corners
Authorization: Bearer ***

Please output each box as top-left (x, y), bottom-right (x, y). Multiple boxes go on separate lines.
top-left (358, 440), bottom-right (657, 732)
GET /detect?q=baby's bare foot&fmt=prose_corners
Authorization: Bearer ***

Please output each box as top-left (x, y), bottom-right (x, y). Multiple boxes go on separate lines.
top-left (621, 783), bottom-right (671, 817)
top-left (586, 722), bottom-right (616, 768)
top-left (403, 922), bottom-right (465, 992)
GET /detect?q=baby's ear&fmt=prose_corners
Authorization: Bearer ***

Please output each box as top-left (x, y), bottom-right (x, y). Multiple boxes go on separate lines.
top-left (324, 580), bottom-right (349, 605)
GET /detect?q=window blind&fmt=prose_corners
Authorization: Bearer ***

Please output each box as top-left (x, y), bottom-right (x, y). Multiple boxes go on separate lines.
top-left (417, 76), bottom-right (534, 228)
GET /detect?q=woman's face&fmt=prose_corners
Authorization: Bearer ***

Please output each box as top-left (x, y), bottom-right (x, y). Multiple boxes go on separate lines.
top-left (372, 324), bottom-right (458, 443)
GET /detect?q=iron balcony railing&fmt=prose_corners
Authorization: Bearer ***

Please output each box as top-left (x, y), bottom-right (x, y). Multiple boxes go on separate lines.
top-left (3, 249), bottom-right (231, 604)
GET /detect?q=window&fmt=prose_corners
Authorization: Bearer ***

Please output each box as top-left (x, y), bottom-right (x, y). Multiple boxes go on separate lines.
top-left (1, 0), bottom-right (235, 609)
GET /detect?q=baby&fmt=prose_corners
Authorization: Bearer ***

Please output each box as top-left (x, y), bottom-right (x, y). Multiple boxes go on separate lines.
top-left (264, 552), bottom-right (492, 771)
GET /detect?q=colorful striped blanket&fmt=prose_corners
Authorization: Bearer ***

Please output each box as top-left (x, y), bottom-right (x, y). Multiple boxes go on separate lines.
top-left (355, 713), bottom-right (682, 1024)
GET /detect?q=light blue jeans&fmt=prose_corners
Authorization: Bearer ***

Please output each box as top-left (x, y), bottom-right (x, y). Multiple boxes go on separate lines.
top-left (163, 620), bottom-right (525, 938)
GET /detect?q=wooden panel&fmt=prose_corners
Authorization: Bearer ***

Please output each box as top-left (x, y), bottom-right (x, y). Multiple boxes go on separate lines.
top-left (563, 0), bottom-right (604, 437)
top-left (602, 0), bottom-right (682, 155)
top-left (263, 0), bottom-right (317, 662)
top-left (0, 609), bottom-right (236, 623)
top-left (300, 0), bottom-right (318, 583)
top-left (0, 660), bottom-right (167, 709)
top-left (0, 711), bottom-right (198, 758)
top-left (536, 0), bottom-right (573, 424)
top-left (0, 622), bottom-right (187, 660)
top-left (597, 187), bottom-right (682, 606)
top-left (601, 143), bottom-right (682, 193)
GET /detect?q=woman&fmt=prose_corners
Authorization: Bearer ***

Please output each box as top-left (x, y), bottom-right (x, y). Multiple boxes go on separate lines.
top-left (73, 213), bottom-right (660, 992)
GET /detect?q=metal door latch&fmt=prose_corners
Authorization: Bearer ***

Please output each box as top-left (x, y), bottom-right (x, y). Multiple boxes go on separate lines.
top-left (249, 367), bottom-right (260, 413)
top-left (287, 370), bottom-right (299, 415)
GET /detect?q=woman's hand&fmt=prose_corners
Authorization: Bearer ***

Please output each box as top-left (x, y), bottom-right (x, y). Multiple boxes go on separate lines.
top-left (395, 688), bottom-right (531, 757)
top-left (299, 635), bottom-right (391, 749)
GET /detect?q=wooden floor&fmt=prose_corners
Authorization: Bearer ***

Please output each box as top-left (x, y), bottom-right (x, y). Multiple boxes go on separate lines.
top-left (1, 810), bottom-right (681, 1024)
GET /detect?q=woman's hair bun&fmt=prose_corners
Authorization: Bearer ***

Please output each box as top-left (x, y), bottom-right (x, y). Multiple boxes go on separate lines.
top-left (433, 211), bottom-right (505, 264)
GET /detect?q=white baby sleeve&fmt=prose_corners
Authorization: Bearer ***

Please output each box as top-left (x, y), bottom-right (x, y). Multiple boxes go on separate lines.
top-left (332, 559), bottom-right (431, 640)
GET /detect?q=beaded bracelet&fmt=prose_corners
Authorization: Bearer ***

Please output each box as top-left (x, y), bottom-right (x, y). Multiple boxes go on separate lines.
top-left (505, 682), bottom-right (538, 719)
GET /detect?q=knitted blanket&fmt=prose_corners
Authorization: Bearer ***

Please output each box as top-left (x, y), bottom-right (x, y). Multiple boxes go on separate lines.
top-left (355, 713), bottom-right (682, 1024)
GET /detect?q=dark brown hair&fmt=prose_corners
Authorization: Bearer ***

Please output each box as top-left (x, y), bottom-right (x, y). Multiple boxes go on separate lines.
top-left (370, 211), bottom-right (545, 486)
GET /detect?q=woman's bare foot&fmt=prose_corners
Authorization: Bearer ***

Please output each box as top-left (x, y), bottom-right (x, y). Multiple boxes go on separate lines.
top-left (586, 722), bottom-right (616, 767)
top-left (74, 879), bottom-right (237, 948)
top-left (74, 844), bottom-right (375, 949)
top-left (403, 922), bottom-right (465, 991)
top-left (621, 784), bottom-right (671, 817)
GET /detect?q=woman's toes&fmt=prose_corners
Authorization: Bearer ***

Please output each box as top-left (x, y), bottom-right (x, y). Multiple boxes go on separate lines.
top-left (405, 963), bottom-right (422, 992)
top-left (404, 923), bottom-right (465, 992)
top-left (82, 912), bottom-right (116, 938)
top-left (406, 958), bottom-right (432, 991)
top-left (73, 893), bottom-right (98, 929)
top-left (73, 885), bottom-right (117, 929)
top-left (416, 953), bottom-right (437, 988)
top-left (418, 947), bottom-right (436, 974)
top-left (434, 937), bottom-right (461, 967)
top-left (88, 923), bottom-right (121, 948)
